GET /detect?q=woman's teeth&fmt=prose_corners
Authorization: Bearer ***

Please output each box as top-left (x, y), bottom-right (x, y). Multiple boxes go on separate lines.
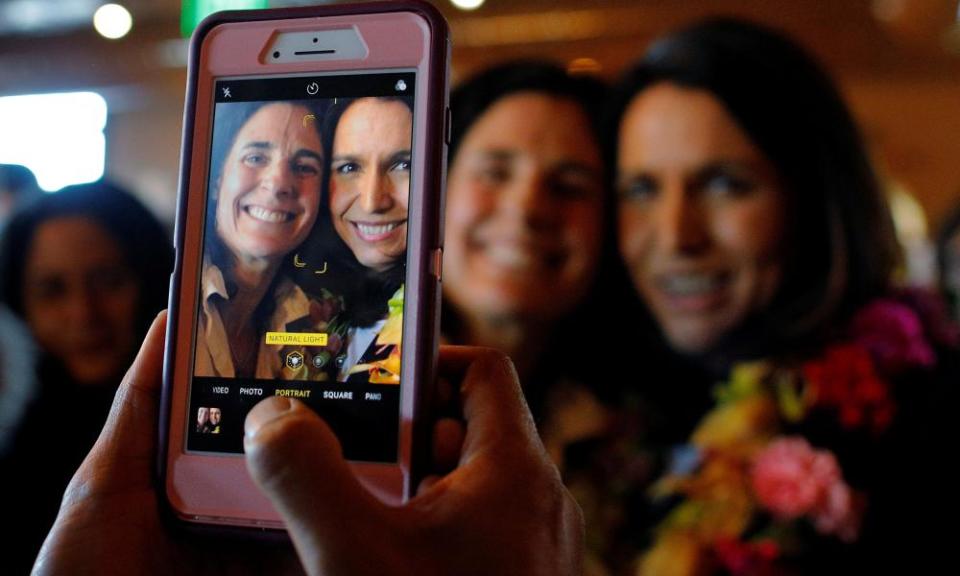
top-left (246, 206), bottom-right (291, 223)
top-left (357, 222), bottom-right (400, 237)
top-left (486, 244), bottom-right (534, 269)
top-left (661, 273), bottom-right (723, 296)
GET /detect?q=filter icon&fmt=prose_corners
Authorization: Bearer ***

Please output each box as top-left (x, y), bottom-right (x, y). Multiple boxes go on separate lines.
top-left (395, 79), bottom-right (407, 92)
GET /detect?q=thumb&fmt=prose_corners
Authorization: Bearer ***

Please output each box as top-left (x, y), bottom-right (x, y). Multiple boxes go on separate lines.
top-left (244, 397), bottom-right (397, 575)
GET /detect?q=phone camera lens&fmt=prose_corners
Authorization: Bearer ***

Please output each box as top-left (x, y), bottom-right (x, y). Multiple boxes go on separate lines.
top-left (313, 37), bottom-right (318, 43)
top-left (273, 51), bottom-right (280, 58)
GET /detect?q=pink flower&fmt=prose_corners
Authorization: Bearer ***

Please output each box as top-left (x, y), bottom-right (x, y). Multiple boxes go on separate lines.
top-left (812, 480), bottom-right (861, 542)
top-left (751, 437), bottom-right (861, 540)
top-left (851, 299), bottom-right (935, 374)
top-left (752, 437), bottom-right (834, 518)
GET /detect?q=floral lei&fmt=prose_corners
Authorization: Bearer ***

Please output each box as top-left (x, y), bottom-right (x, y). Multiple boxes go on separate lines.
top-left (633, 291), bottom-right (959, 575)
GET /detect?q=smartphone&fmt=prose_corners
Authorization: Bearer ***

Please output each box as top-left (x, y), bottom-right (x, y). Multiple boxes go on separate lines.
top-left (160, 1), bottom-right (449, 530)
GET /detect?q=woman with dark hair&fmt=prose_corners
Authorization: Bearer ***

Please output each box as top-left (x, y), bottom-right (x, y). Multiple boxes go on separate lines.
top-left (296, 96), bottom-right (414, 384)
top-left (440, 61), bottom-right (621, 437)
top-left (194, 100), bottom-right (327, 379)
top-left (0, 181), bottom-right (173, 574)
top-left (0, 182), bottom-right (172, 383)
top-left (566, 18), bottom-right (959, 574)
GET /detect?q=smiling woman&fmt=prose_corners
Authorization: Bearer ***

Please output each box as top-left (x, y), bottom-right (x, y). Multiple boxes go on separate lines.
top-left (555, 18), bottom-right (960, 574)
top-left (438, 61), bottom-right (612, 419)
top-left (195, 100), bottom-right (327, 379)
top-left (297, 96), bottom-right (414, 383)
top-left (214, 103), bottom-right (322, 263)
top-left (328, 97), bottom-right (412, 273)
top-left (616, 83), bottom-right (785, 355)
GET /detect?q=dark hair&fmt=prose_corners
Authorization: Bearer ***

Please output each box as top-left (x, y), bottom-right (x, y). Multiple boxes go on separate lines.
top-left (297, 96), bottom-right (413, 327)
top-left (0, 164), bottom-right (41, 199)
top-left (320, 96), bottom-right (414, 159)
top-left (606, 18), bottom-right (900, 357)
top-left (449, 61), bottom-right (607, 164)
top-left (0, 181), bottom-right (174, 338)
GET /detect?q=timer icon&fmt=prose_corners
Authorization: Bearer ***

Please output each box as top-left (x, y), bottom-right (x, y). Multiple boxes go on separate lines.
top-left (306, 82), bottom-right (319, 95)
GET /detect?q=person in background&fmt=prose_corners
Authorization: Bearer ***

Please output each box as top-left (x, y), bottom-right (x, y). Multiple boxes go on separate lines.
top-left (441, 62), bottom-right (623, 454)
top-left (0, 164), bottom-right (42, 456)
top-left (937, 203), bottom-right (960, 321)
top-left (562, 18), bottom-right (960, 575)
top-left (0, 181), bottom-right (173, 575)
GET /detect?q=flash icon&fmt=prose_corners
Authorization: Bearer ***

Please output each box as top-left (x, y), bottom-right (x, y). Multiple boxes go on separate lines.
top-left (222, 87), bottom-right (232, 98)
top-left (395, 79), bottom-right (407, 92)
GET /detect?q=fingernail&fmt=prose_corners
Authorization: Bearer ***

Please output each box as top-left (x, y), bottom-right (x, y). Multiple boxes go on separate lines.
top-left (245, 396), bottom-right (294, 439)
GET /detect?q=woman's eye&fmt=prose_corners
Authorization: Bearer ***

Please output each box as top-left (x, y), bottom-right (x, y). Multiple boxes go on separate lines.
top-left (334, 162), bottom-right (360, 176)
top-left (703, 173), bottom-right (754, 197)
top-left (476, 165), bottom-right (510, 186)
top-left (242, 153), bottom-right (268, 167)
top-left (391, 159), bottom-right (411, 172)
top-left (550, 178), bottom-right (594, 200)
top-left (293, 162), bottom-right (320, 177)
top-left (33, 278), bottom-right (66, 302)
top-left (620, 176), bottom-right (658, 201)
top-left (90, 268), bottom-right (134, 293)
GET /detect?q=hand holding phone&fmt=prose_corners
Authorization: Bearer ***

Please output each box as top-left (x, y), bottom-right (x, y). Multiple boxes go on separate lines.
top-left (244, 346), bottom-right (584, 576)
top-left (34, 316), bottom-right (584, 576)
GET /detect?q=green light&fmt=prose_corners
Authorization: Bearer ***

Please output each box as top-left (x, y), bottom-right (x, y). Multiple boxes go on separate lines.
top-left (181, 0), bottom-right (270, 38)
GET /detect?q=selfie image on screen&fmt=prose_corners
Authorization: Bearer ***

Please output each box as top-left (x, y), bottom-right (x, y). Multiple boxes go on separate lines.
top-left (186, 73), bottom-right (415, 462)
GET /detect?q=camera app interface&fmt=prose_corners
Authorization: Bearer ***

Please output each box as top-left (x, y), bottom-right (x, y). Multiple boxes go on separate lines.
top-left (187, 72), bottom-right (415, 462)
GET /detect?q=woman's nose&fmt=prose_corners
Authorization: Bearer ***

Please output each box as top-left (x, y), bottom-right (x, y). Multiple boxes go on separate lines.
top-left (260, 160), bottom-right (295, 197)
top-left (657, 184), bottom-right (709, 253)
top-left (359, 172), bottom-right (394, 213)
top-left (63, 284), bottom-right (102, 325)
top-left (502, 170), bottom-right (554, 228)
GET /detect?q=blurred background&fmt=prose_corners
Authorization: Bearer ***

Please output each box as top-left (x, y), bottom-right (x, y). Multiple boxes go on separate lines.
top-left (2, 0), bottom-right (959, 282)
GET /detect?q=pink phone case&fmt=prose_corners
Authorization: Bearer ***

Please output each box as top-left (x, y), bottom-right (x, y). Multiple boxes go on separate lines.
top-left (159, 0), bottom-right (449, 534)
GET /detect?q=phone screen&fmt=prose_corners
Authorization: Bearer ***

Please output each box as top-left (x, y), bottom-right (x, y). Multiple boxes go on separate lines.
top-left (186, 70), bottom-right (416, 463)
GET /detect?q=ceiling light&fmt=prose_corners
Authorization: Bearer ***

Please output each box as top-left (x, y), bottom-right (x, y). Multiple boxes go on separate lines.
top-left (93, 3), bottom-right (132, 40)
top-left (451, 0), bottom-right (485, 11)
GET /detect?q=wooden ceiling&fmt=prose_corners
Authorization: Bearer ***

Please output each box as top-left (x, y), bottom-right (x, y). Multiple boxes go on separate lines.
top-left (1, 0), bottom-right (958, 92)
top-left (1, 0), bottom-right (959, 227)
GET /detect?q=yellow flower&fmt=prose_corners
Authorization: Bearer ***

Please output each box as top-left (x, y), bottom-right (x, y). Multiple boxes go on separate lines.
top-left (774, 370), bottom-right (810, 423)
top-left (367, 346), bottom-right (401, 385)
top-left (637, 531), bottom-right (710, 576)
top-left (715, 361), bottom-right (770, 403)
top-left (376, 286), bottom-right (404, 346)
top-left (691, 394), bottom-right (778, 454)
top-left (658, 455), bottom-right (755, 541)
